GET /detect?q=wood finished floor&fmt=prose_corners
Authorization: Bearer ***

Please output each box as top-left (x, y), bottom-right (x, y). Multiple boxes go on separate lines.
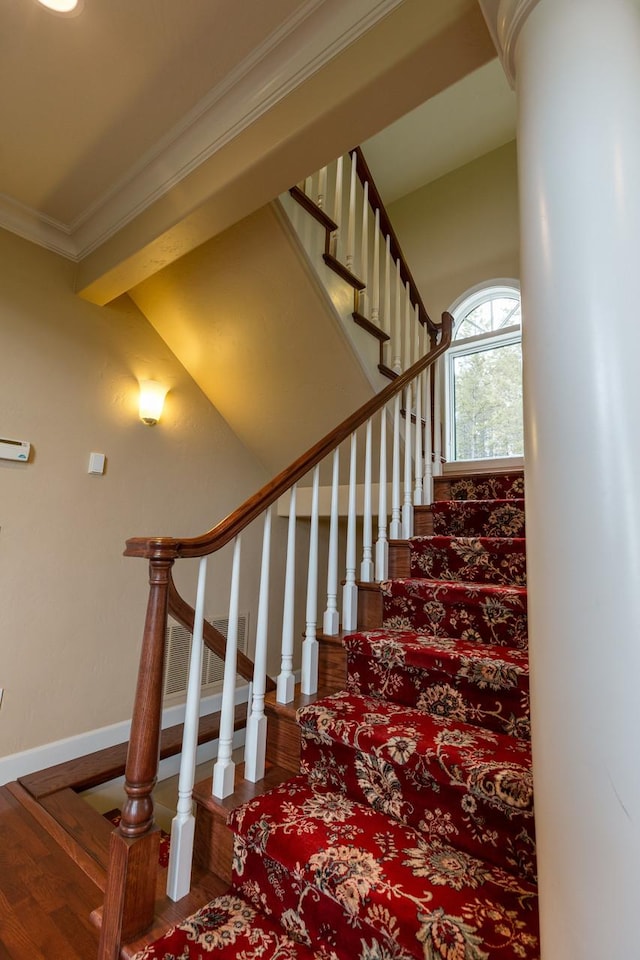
top-left (0, 785), bottom-right (102, 960)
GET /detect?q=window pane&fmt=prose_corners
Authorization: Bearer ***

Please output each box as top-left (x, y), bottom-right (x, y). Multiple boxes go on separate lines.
top-left (453, 342), bottom-right (523, 460)
top-left (456, 297), bottom-right (521, 340)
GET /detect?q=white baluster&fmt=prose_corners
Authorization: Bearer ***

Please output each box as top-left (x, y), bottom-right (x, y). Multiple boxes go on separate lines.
top-left (331, 155), bottom-right (343, 258)
top-left (424, 364), bottom-right (433, 505)
top-left (403, 384), bottom-right (414, 538)
top-left (244, 509), bottom-right (272, 783)
top-left (390, 394), bottom-right (402, 539)
top-left (212, 535), bottom-right (242, 800)
top-left (317, 165), bottom-right (327, 209)
top-left (404, 282), bottom-right (412, 370)
top-left (277, 485), bottom-right (297, 703)
top-left (414, 315), bottom-right (424, 507)
top-left (166, 556), bottom-right (208, 901)
top-left (433, 360), bottom-right (443, 475)
top-left (415, 304), bottom-right (423, 366)
top-left (359, 181), bottom-right (369, 316)
top-left (323, 448), bottom-right (340, 635)
top-left (393, 258), bottom-right (402, 373)
top-left (346, 152), bottom-right (357, 272)
top-left (304, 175), bottom-right (312, 197)
top-left (376, 407), bottom-right (389, 581)
top-left (383, 233), bottom-right (391, 337)
top-left (301, 467), bottom-right (320, 695)
top-left (361, 419), bottom-right (374, 581)
top-left (371, 210), bottom-right (381, 328)
top-left (342, 433), bottom-right (358, 630)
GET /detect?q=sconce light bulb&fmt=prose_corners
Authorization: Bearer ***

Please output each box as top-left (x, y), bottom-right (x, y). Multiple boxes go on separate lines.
top-left (139, 380), bottom-right (169, 426)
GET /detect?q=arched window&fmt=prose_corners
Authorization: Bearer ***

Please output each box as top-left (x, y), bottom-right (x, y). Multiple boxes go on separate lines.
top-left (445, 281), bottom-right (523, 462)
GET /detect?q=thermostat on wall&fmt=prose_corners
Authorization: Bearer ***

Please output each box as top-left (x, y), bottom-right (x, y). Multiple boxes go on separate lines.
top-left (0, 437), bottom-right (30, 462)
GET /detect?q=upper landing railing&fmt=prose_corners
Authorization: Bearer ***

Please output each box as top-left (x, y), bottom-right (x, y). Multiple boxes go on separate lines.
top-left (290, 146), bottom-right (438, 384)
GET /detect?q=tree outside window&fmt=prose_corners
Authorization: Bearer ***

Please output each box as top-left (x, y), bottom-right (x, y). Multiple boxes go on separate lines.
top-left (445, 283), bottom-right (523, 462)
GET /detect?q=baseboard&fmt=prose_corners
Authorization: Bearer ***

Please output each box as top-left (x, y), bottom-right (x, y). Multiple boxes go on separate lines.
top-left (0, 683), bottom-right (250, 786)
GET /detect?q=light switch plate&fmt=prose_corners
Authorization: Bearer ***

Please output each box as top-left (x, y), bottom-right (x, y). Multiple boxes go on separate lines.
top-left (88, 452), bottom-right (105, 475)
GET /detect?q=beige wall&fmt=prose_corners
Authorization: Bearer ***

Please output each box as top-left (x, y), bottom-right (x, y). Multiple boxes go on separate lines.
top-left (0, 229), bottom-right (269, 761)
top-left (388, 140), bottom-right (519, 319)
top-left (130, 203), bottom-right (373, 475)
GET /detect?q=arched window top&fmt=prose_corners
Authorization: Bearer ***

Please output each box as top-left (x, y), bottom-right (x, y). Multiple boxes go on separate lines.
top-left (445, 280), bottom-right (523, 462)
top-left (452, 281), bottom-right (521, 343)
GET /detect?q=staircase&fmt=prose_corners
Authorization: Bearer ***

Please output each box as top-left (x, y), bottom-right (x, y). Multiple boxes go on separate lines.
top-left (128, 469), bottom-right (539, 960)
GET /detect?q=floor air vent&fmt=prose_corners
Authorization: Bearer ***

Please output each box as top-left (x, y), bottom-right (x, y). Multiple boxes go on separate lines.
top-left (163, 615), bottom-right (248, 701)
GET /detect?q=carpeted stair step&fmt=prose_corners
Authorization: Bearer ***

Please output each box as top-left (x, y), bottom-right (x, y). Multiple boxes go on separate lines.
top-left (343, 629), bottom-right (530, 739)
top-left (409, 535), bottom-right (527, 586)
top-left (382, 578), bottom-right (528, 649)
top-left (443, 472), bottom-right (524, 501)
top-left (297, 690), bottom-right (536, 882)
top-left (131, 891), bottom-right (319, 959)
top-left (432, 498), bottom-right (526, 537)
top-left (230, 774), bottom-right (539, 960)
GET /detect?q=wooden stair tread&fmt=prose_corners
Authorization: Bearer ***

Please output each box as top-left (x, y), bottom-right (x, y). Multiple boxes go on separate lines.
top-left (288, 185), bottom-right (337, 232)
top-left (265, 685), bottom-right (335, 719)
top-left (40, 787), bottom-right (114, 876)
top-left (322, 252), bottom-right (366, 290)
top-left (357, 579), bottom-right (383, 592)
top-left (193, 762), bottom-right (292, 816)
top-left (317, 628), bottom-right (354, 646)
top-left (352, 311), bottom-right (390, 342)
top-left (378, 362), bottom-right (398, 380)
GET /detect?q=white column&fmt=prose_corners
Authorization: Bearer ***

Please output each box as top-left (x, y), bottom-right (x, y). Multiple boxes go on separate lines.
top-left (498, 1), bottom-right (640, 956)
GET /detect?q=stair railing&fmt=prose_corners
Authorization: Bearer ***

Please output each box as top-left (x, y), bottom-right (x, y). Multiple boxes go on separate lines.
top-left (288, 146), bottom-right (443, 486)
top-left (290, 146), bottom-right (437, 376)
top-left (97, 313), bottom-right (452, 960)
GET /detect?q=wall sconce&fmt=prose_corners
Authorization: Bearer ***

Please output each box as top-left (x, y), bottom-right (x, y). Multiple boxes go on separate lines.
top-left (36, 0), bottom-right (83, 14)
top-left (139, 380), bottom-right (169, 426)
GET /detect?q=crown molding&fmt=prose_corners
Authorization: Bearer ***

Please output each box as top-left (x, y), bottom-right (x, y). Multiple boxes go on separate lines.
top-left (0, 194), bottom-right (78, 260)
top-left (478, 0), bottom-right (542, 86)
top-left (0, 0), bottom-right (404, 262)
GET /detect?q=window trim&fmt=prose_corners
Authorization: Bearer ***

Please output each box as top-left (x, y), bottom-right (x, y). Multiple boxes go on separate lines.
top-left (444, 279), bottom-right (522, 463)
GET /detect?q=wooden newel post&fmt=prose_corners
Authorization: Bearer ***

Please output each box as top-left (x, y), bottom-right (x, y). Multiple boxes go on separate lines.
top-left (98, 547), bottom-right (176, 960)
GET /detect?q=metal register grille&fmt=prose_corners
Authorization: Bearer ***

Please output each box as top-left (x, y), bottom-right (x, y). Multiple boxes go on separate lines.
top-left (163, 615), bottom-right (248, 700)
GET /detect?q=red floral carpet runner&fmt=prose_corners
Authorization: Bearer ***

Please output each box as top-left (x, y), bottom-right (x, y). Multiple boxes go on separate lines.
top-left (133, 470), bottom-right (539, 960)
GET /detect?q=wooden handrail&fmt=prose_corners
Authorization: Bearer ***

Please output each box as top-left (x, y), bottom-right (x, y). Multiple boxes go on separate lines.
top-left (125, 312), bottom-right (453, 562)
top-left (167, 573), bottom-right (276, 692)
top-left (352, 146), bottom-right (436, 336)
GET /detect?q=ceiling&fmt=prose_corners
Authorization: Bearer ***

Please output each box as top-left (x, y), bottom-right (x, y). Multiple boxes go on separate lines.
top-left (2, 0), bottom-right (301, 225)
top-left (0, 0), bottom-right (504, 295)
top-left (363, 58), bottom-right (516, 205)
